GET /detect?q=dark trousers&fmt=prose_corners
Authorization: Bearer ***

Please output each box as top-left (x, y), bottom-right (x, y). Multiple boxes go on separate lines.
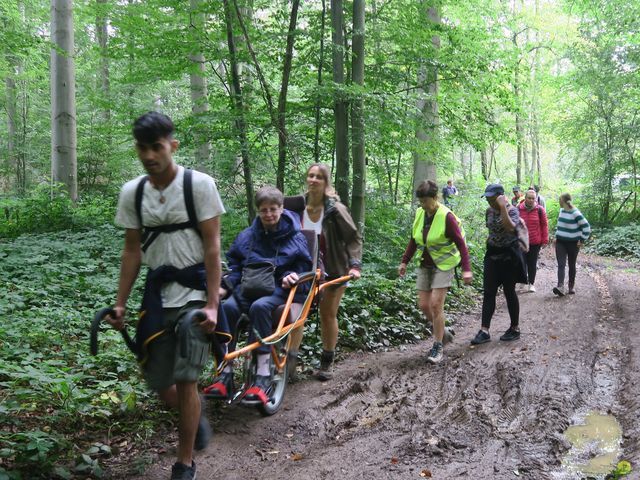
top-left (482, 249), bottom-right (519, 330)
top-left (223, 288), bottom-right (288, 354)
top-left (524, 244), bottom-right (542, 285)
top-left (556, 240), bottom-right (579, 288)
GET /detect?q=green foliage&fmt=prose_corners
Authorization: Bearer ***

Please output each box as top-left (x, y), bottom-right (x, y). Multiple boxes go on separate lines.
top-left (0, 184), bottom-right (118, 238)
top-left (606, 460), bottom-right (632, 480)
top-left (585, 225), bottom-right (640, 261)
top-left (0, 225), bottom-right (155, 478)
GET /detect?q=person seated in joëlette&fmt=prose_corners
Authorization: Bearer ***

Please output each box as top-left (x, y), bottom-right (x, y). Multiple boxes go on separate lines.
top-left (204, 186), bottom-right (312, 402)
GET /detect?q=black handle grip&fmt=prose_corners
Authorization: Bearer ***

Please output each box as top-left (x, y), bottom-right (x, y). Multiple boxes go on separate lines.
top-left (90, 307), bottom-right (137, 356)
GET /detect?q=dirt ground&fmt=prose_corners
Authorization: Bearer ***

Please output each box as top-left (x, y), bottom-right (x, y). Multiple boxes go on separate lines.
top-left (124, 249), bottom-right (639, 480)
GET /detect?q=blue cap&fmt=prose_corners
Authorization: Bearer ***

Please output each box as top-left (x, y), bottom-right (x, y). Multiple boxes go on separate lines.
top-left (481, 183), bottom-right (505, 198)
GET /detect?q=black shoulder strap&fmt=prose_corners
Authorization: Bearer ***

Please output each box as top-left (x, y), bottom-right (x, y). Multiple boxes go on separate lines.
top-left (136, 169), bottom-right (201, 253)
top-left (183, 168), bottom-right (198, 230)
top-left (135, 176), bottom-right (149, 229)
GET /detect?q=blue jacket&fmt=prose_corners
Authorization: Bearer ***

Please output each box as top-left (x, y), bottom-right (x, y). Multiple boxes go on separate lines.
top-left (224, 209), bottom-right (313, 296)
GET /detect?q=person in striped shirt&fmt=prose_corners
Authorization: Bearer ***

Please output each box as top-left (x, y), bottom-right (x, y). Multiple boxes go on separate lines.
top-left (553, 192), bottom-right (591, 296)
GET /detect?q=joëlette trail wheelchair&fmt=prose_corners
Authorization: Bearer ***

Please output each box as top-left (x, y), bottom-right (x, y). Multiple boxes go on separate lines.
top-left (89, 230), bottom-right (351, 417)
top-left (202, 229), bottom-right (351, 416)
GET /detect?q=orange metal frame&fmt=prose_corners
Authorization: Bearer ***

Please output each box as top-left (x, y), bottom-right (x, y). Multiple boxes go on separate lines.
top-left (222, 270), bottom-right (352, 369)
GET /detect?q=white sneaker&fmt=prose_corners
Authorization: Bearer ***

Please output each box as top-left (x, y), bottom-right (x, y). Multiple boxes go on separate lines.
top-left (427, 341), bottom-right (444, 364)
top-left (528, 284), bottom-right (536, 293)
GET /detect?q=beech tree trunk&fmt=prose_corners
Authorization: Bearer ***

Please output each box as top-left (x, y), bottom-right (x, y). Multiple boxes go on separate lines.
top-left (412, 3), bottom-right (439, 192)
top-left (50, 0), bottom-right (77, 202)
top-left (350, 0), bottom-right (365, 233)
top-left (276, 0), bottom-right (301, 192)
top-left (189, 0), bottom-right (211, 172)
top-left (6, 55), bottom-right (18, 190)
top-left (332, 0), bottom-right (350, 204)
top-left (223, 0), bottom-right (255, 222)
top-left (313, 0), bottom-right (327, 164)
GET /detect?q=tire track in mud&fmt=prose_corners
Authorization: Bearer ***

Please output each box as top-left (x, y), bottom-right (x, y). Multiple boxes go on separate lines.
top-left (129, 254), bottom-right (640, 480)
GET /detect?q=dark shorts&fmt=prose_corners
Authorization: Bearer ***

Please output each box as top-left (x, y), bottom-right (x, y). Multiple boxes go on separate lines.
top-left (143, 301), bottom-right (209, 391)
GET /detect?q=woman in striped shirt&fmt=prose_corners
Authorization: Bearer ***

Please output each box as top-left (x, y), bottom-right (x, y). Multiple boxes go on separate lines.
top-left (553, 193), bottom-right (591, 296)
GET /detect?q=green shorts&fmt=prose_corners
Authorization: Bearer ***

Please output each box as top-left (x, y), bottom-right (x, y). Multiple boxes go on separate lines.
top-left (416, 266), bottom-right (454, 291)
top-left (142, 301), bottom-right (209, 392)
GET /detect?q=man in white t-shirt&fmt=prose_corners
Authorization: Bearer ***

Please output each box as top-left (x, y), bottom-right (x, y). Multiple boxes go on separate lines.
top-left (107, 112), bottom-right (225, 480)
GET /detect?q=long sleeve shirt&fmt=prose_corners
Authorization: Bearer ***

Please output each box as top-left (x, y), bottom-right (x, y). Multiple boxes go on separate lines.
top-left (556, 207), bottom-right (591, 242)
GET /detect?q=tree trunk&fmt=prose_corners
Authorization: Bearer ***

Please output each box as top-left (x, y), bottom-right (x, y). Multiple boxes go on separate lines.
top-left (412, 3), bottom-right (439, 192)
top-left (96, 0), bottom-right (110, 127)
top-left (50, 0), bottom-right (77, 202)
top-left (331, 0), bottom-right (350, 205)
top-left (350, 0), bottom-right (365, 233)
top-left (313, 0), bottom-right (327, 164)
top-left (276, 0), bottom-right (301, 192)
top-left (6, 55), bottom-right (18, 191)
top-left (514, 71), bottom-right (523, 186)
top-left (223, 0), bottom-right (255, 222)
top-left (480, 148), bottom-right (488, 180)
top-left (189, 0), bottom-right (211, 172)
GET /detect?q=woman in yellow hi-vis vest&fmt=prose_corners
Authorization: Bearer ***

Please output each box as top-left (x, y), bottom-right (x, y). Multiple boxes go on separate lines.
top-left (399, 180), bottom-right (473, 364)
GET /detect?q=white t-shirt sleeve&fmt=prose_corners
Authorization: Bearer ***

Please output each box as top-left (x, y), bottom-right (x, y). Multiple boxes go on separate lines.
top-left (115, 177), bottom-right (143, 229)
top-left (192, 171), bottom-right (226, 222)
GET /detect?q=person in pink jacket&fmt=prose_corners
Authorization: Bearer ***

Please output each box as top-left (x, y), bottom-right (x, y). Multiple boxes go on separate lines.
top-left (518, 189), bottom-right (549, 292)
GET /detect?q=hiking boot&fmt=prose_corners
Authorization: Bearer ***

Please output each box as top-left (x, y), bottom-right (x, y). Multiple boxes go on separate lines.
top-left (287, 351), bottom-right (300, 383)
top-left (316, 350), bottom-right (335, 382)
top-left (470, 329), bottom-right (491, 345)
top-left (202, 371), bottom-right (234, 400)
top-left (426, 341), bottom-right (444, 364)
top-left (553, 286), bottom-right (565, 297)
top-left (244, 375), bottom-right (272, 403)
top-left (171, 461), bottom-right (197, 480)
top-left (568, 284), bottom-right (575, 295)
top-left (528, 284), bottom-right (536, 293)
top-left (499, 327), bottom-right (521, 342)
top-left (443, 326), bottom-right (455, 345)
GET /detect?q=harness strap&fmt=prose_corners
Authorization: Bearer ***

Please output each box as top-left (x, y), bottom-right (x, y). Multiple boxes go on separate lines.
top-left (135, 169), bottom-right (200, 253)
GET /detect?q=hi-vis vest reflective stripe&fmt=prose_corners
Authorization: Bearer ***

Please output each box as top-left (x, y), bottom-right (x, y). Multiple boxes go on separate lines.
top-left (412, 204), bottom-right (464, 271)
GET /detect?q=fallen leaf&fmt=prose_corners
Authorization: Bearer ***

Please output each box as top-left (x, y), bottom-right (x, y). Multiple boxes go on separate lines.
top-left (550, 335), bottom-right (558, 340)
top-left (390, 457), bottom-right (399, 464)
top-left (420, 469), bottom-right (432, 477)
top-left (292, 453), bottom-right (303, 461)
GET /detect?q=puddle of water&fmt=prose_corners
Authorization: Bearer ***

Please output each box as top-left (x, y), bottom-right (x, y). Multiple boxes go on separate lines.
top-left (562, 411), bottom-right (622, 477)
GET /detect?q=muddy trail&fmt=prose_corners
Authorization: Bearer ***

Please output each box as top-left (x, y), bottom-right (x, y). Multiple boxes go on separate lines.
top-left (128, 251), bottom-right (639, 480)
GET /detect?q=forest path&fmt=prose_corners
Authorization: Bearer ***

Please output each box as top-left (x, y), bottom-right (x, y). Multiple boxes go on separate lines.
top-left (131, 250), bottom-right (640, 480)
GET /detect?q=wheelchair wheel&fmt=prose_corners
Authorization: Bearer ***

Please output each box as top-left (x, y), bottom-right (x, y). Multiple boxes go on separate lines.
top-left (256, 343), bottom-right (289, 417)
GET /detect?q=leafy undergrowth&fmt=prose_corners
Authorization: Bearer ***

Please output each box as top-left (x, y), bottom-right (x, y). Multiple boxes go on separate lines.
top-left (0, 225), bottom-right (159, 479)
top-left (585, 225), bottom-right (640, 261)
top-left (0, 219), bottom-right (480, 478)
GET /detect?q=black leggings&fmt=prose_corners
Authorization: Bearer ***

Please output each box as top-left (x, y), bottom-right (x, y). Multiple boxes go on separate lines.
top-left (556, 240), bottom-right (580, 288)
top-left (482, 249), bottom-right (519, 330)
top-left (524, 244), bottom-right (542, 285)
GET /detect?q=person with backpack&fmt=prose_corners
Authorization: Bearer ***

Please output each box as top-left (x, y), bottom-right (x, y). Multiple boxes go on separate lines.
top-left (471, 183), bottom-right (526, 345)
top-left (398, 180), bottom-right (472, 364)
top-left (518, 189), bottom-right (549, 292)
top-left (553, 192), bottom-right (591, 296)
top-left (442, 179), bottom-right (459, 207)
top-left (106, 112), bottom-right (226, 480)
